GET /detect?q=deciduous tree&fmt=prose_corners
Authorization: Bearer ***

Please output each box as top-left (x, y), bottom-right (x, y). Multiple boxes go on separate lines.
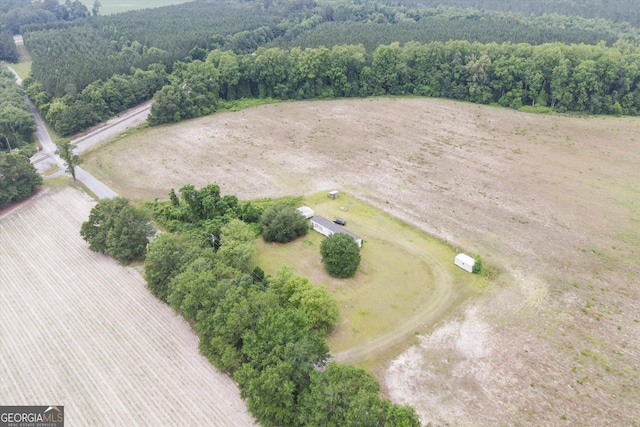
top-left (320, 233), bottom-right (361, 278)
top-left (260, 204), bottom-right (308, 243)
top-left (56, 139), bottom-right (82, 181)
top-left (80, 197), bottom-right (155, 263)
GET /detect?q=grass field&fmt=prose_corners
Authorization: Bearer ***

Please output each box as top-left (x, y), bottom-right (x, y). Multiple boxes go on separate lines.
top-left (257, 192), bottom-right (483, 367)
top-left (0, 187), bottom-right (256, 426)
top-left (79, 97), bottom-right (640, 425)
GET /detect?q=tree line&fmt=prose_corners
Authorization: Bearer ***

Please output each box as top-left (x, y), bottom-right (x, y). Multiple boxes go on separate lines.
top-left (22, 1), bottom-right (297, 98)
top-left (80, 185), bottom-right (421, 426)
top-left (401, 0), bottom-right (640, 27)
top-left (0, 70), bottom-right (35, 151)
top-left (270, 12), bottom-right (630, 53)
top-left (23, 64), bottom-right (168, 136)
top-left (147, 40), bottom-right (640, 126)
top-left (0, 0), bottom-right (90, 34)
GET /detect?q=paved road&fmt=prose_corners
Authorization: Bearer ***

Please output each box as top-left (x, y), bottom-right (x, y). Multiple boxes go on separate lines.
top-left (72, 101), bottom-right (151, 154)
top-left (6, 64), bottom-right (118, 199)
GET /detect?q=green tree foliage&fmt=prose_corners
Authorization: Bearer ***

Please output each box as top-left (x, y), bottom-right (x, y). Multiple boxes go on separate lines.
top-left (150, 40), bottom-right (640, 123)
top-left (269, 267), bottom-right (339, 334)
top-left (260, 204), bottom-right (308, 243)
top-left (0, 71), bottom-right (36, 151)
top-left (320, 233), bottom-right (361, 278)
top-left (143, 232), bottom-right (200, 302)
top-left (298, 362), bottom-right (420, 427)
top-left (0, 150), bottom-right (42, 209)
top-left (24, 64), bottom-right (168, 136)
top-left (141, 185), bottom-right (418, 426)
top-left (145, 184), bottom-right (261, 251)
top-left (80, 197), bottom-right (155, 263)
top-left (168, 255), bottom-right (234, 322)
top-left (55, 139), bottom-right (81, 181)
top-left (403, 0), bottom-right (640, 27)
top-left (196, 276), bottom-right (277, 373)
top-left (24, 1), bottom-right (286, 98)
top-left (473, 254), bottom-right (483, 274)
top-left (217, 219), bottom-right (257, 274)
top-left (0, 0), bottom-right (89, 34)
top-left (235, 307), bottom-right (329, 426)
top-left (0, 28), bottom-right (18, 62)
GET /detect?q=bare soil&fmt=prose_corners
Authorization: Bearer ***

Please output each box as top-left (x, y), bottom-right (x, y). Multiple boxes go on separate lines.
top-left (82, 97), bottom-right (640, 425)
top-left (0, 187), bottom-right (256, 426)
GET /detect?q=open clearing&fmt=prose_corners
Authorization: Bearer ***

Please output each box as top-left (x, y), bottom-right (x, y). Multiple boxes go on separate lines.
top-left (256, 191), bottom-right (484, 369)
top-left (0, 187), bottom-right (255, 426)
top-left (82, 97), bottom-right (640, 425)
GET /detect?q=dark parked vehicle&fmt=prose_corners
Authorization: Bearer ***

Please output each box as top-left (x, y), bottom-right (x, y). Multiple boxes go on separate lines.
top-left (333, 218), bottom-right (346, 226)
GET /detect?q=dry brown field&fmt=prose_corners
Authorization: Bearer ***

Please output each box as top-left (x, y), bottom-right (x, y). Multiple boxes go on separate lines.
top-left (82, 97), bottom-right (640, 425)
top-left (0, 187), bottom-right (256, 426)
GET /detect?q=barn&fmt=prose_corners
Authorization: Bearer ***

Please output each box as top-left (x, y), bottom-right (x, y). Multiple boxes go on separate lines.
top-left (296, 206), bottom-right (315, 219)
top-left (454, 253), bottom-right (476, 273)
top-left (310, 216), bottom-right (363, 247)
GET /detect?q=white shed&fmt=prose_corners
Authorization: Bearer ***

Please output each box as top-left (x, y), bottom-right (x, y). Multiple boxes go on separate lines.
top-left (296, 206), bottom-right (315, 219)
top-left (454, 253), bottom-right (475, 273)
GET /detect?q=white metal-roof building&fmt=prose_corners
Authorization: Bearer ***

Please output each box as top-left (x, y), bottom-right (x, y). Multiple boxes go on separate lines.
top-left (454, 253), bottom-right (475, 273)
top-left (296, 206), bottom-right (315, 219)
top-left (310, 216), bottom-right (362, 247)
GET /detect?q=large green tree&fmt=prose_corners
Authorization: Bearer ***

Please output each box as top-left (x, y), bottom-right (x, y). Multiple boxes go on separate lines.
top-left (0, 151), bottom-right (42, 209)
top-left (217, 218), bottom-right (257, 274)
top-left (320, 233), bottom-right (361, 278)
top-left (55, 139), bottom-right (82, 181)
top-left (144, 232), bottom-right (200, 302)
top-left (260, 204), bottom-right (308, 243)
top-left (80, 197), bottom-right (155, 263)
top-left (269, 267), bottom-right (340, 334)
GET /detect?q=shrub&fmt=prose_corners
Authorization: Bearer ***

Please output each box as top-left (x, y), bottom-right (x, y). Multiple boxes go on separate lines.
top-left (472, 254), bottom-right (483, 274)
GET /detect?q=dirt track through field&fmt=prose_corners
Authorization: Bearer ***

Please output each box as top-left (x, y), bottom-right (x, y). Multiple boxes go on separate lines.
top-left (0, 187), bottom-right (255, 426)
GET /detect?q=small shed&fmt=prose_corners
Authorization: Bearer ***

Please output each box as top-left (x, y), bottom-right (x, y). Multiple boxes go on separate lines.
top-left (311, 216), bottom-right (362, 247)
top-left (296, 206), bottom-right (315, 219)
top-left (454, 253), bottom-right (475, 273)
top-left (329, 190), bottom-right (339, 199)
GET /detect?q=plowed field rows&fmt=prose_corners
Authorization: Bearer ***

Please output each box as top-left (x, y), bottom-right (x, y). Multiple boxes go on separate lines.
top-left (0, 187), bottom-right (255, 426)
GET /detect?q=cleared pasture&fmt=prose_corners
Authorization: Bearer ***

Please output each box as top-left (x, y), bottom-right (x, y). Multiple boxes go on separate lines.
top-left (256, 192), bottom-right (483, 368)
top-left (81, 97), bottom-right (640, 425)
top-left (0, 187), bottom-right (255, 426)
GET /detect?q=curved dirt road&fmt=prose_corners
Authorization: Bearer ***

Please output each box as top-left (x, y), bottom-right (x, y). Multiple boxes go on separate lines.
top-left (334, 240), bottom-right (460, 366)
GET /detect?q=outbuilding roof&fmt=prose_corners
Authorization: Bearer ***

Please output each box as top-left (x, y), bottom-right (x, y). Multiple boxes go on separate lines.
top-left (311, 216), bottom-right (362, 241)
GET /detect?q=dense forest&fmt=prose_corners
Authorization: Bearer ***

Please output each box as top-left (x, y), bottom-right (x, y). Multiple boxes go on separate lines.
top-left (401, 0), bottom-right (640, 27)
top-left (8, 0), bottom-right (640, 136)
top-left (0, 70), bottom-right (35, 151)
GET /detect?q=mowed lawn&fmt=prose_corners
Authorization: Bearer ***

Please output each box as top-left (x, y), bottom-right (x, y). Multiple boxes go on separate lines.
top-left (256, 192), bottom-right (482, 364)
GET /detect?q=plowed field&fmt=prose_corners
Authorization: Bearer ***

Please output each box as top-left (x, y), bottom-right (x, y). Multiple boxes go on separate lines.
top-left (0, 187), bottom-right (255, 426)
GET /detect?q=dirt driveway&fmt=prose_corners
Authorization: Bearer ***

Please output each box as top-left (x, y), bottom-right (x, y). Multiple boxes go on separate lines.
top-left (82, 97), bottom-right (640, 425)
